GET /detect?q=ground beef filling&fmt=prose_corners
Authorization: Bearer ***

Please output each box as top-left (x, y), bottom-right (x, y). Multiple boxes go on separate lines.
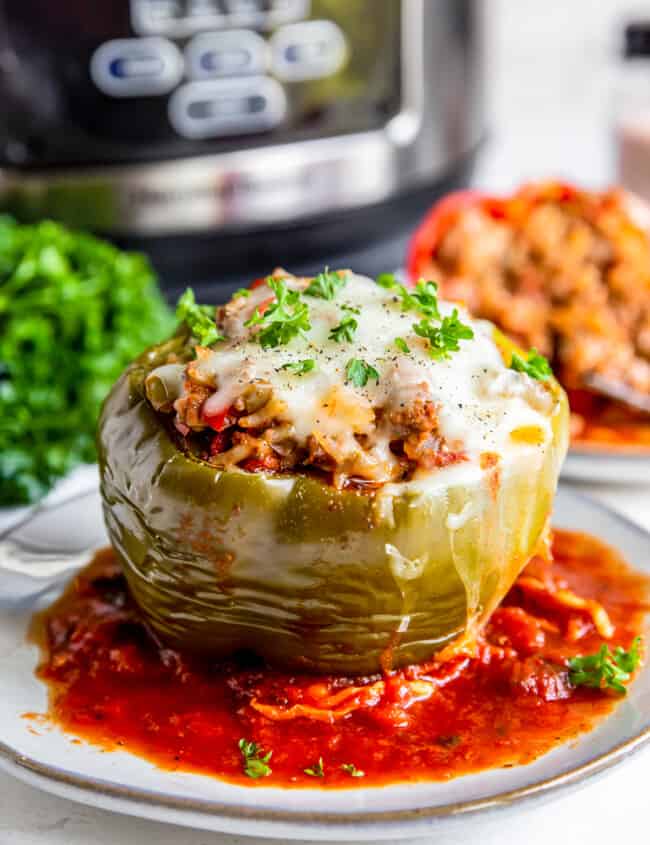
top-left (430, 189), bottom-right (650, 399)
top-left (166, 375), bottom-right (465, 486)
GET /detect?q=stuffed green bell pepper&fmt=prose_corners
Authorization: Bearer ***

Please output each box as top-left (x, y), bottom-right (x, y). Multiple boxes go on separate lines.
top-left (98, 270), bottom-right (569, 674)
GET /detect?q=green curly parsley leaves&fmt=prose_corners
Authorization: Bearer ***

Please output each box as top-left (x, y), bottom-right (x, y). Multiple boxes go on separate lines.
top-left (341, 763), bottom-right (365, 778)
top-left (304, 757), bottom-right (325, 778)
top-left (245, 278), bottom-right (311, 349)
top-left (409, 279), bottom-right (442, 321)
top-left (380, 276), bottom-right (441, 320)
top-left (304, 268), bottom-right (348, 300)
top-left (176, 288), bottom-right (224, 346)
top-left (0, 216), bottom-right (174, 505)
top-left (329, 313), bottom-right (358, 343)
top-left (279, 359), bottom-right (316, 375)
top-left (376, 272), bottom-right (398, 289)
top-left (375, 274), bottom-right (472, 360)
top-left (394, 337), bottom-right (410, 353)
top-left (568, 638), bottom-right (641, 695)
top-left (413, 309), bottom-right (474, 361)
top-left (346, 358), bottom-right (379, 387)
top-left (238, 738), bottom-right (272, 779)
top-left (510, 348), bottom-right (553, 381)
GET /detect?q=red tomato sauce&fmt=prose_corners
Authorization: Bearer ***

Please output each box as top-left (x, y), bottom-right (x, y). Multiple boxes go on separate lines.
top-left (30, 530), bottom-right (649, 788)
top-left (568, 390), bottom-right (650, 451)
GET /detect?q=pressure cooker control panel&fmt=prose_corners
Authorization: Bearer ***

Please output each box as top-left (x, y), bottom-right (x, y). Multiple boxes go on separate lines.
top-left (89, 0), bottom-right (348, 140)
top-left (131, 0), bottom-right (311, 38)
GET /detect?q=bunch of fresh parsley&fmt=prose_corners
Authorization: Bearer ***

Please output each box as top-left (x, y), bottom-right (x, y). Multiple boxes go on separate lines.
top-left (0, 216), bottom-right (174, 504)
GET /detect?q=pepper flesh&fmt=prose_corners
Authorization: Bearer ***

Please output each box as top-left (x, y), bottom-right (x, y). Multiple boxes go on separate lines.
top-left (97, 329), bottom-right (569, 674)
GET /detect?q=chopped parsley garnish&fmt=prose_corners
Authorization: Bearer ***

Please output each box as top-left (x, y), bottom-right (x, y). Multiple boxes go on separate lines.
top-left (510, 348), bottom-right (553, 381)
top-left (413, 309), bottom-right (474, 360)
top-left (304, 757), bottom-right (325, 778)
top-left (568, 638), bottom-right (641, 695)
top-left (245, 278), bottom-right (311, 349)
top-left (376, 272), bottom-right (398, 289)
top-left (280, 359), bottom-right (316, 375)
top-left (395, 284), bottom-right (420, 312)
top-left (238, 738), bottom-right (272, 779)
top-left (411, 279), bottom-right (441, 320)
top-left (375, 273), bottom-right (473, 361)
top-left (329, 313), bottom-right (358, 343)
top-left (233, 287), bottom-right (250, 298)
top-left (346, 358), bottom-right (379, 387)
top-left (394, 337), bottom-right (410, 353)
top-left (388, 278), bottom-right (441, 320)
top-left (304, 269), bottom-right (347, 300)
top-left (177, 287), bottom-right (225, 346)
top-left (341, 763), bottom-right (365, 778)
top-left (377, 274), bottom-right (441, 315)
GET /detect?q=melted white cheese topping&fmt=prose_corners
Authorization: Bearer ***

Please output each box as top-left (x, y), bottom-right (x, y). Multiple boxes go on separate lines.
top-left (184, 273), bottom-right (554, 477)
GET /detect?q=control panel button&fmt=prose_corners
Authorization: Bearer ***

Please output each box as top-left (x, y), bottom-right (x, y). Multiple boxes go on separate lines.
top-left (132, 0), bottom-right (310, 36)
top-left (271, 20), bottom-right (347, 82)
top-left (168, 77), bottom-right (287, 138)
top-left (265, 0), bottom-right (311, 29)
top-left (90, 37), bottom-right (183, 97)
top-left (223, 0), bottom-right (310, 29)
top-left (221, 0), bottom-right (264, 27)
top-left (131, 0), bottom-right (225, 37)
top-left (130, 1), bottom-right (184, 35)
top-left (185, 30), bottom-right (268, 79)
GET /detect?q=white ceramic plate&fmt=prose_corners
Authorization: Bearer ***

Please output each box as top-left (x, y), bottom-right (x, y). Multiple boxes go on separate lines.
top-left (0, 486), bottom-right (649, 841)
top-left (562, 447), bottom-right (650, 485)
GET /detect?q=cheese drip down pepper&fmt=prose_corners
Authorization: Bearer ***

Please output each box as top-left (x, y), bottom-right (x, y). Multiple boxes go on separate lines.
top-left (97, 271), bottom-right (569, 674)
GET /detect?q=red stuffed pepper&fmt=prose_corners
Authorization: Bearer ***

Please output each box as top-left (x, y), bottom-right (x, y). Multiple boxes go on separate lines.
top-left (407, 182), bottom-right (650, 449)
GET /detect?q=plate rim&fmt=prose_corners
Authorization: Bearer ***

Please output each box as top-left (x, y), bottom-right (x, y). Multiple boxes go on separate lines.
top-left (562, 450), bottom-right (650, 484)
top-left (1, 487), bottom-right (650, 829)
top-left (1, 723), bottom-right (649, 828)
top-left (568, 445), bottom-right (650, 460)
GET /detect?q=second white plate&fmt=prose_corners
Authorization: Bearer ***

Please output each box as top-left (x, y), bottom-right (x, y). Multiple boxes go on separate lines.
top-left (563, 447), bottom-right (650, 484)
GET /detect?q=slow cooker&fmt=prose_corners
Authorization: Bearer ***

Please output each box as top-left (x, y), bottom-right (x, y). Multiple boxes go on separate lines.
top-left (0, 0), bottom-right (485, 294)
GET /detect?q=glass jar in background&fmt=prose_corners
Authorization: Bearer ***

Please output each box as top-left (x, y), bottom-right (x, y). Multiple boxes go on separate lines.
top-left (616, 21), bottom-right (650, 205)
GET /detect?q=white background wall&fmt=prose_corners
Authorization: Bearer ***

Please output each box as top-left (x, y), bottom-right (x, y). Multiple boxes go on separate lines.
top-left (474, 0), bottom-right (649, 191)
